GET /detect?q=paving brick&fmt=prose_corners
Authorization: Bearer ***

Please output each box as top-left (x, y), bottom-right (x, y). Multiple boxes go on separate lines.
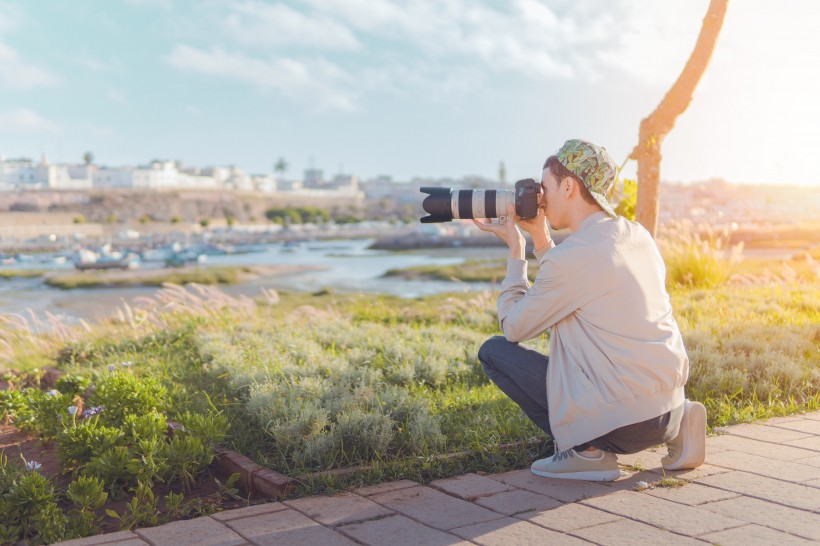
top-left (353, 479), bottom-right (418, 497)
top-left (209, 502), bottom-right (288, 522)
top-left (792, 454), bottom-right (820, 468)
top-left (337, 514), bottom-right (471, 546)
top-left (616, 448), bottom-right (665, 471)
top-left (516, 502), bottom-right (619, 532)
top-left (768, 419), bottom-right (820, 435)
top-left (699, 495), bottom-right (820, 541)
top-left (705, 449), bottom-right (820, 483)
top-left (763, 415), bottom-right (807, 424)
top-left (784, 436), bottom-right (820, 452)
top-left (700, 524), bottom-right (814, 545)
top-left (368, 485), bottom-right (503, 531)
top-left (719, 423), bottom-right (812, 443)
top-left (694, 470), bottom-right (820, 510)
top-left (571, 518), bottom-right (706, 545)
top-left (707, 434), bottom-right (818, 461)
top-left (647, 462), bottom-right (731, 480)
top-left (801, 411), bottom-right (820, 421)
top-left (284, 491), bottom-right (393, 526)
top-left (490, 469), bottom-right (614, 502)
top-left (225, 509), bottom-right (356, 546)
top-left (56, 532), bottom-right (147, 546)
top-left (451, 516), bottom-right (590, 545)
top-left (136, 516), bottom-right (245, 546)
top-left (606, 469), bottom-right (669, 493)
top-left (429, 472), bottom-right (514, 500)
top-left (643, 482), bottom-right (739, 506)
top-left (580, 489), bottom-right (744, 535)
top-left (474, 488), bottom-right (562, 515)
top-left (805, 478), bottom-right (820, 489)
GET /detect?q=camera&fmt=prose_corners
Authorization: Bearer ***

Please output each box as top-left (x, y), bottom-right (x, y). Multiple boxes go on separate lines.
top-left (419, 178), bottom-right (540, 223)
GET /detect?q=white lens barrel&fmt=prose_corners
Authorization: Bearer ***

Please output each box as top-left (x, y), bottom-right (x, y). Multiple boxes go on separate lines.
top-left (450, 189), bottom-right (514, 219)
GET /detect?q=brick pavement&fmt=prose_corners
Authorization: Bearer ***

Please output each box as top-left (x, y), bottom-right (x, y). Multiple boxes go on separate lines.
top-left (57, 411), bottom-right (820, 546)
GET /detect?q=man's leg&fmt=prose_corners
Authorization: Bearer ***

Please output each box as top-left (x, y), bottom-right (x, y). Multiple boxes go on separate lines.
top-left (477, 336), bottom-right (551, 436)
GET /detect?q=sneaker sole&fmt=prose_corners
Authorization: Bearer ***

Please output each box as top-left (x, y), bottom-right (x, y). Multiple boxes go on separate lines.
top-left (530, 468), bottom-right (621, 482)
top-left (662, 401), bottom-right (707, 470)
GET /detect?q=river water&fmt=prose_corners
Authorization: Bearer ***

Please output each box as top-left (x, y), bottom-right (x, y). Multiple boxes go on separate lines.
top-left (0, 239), bottom-right (506, 324)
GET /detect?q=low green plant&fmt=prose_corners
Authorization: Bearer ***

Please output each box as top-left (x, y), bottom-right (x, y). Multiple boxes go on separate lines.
top-left (127, 436), bottom-right (169, 487)
top-left (55, 374), bottom-right (92, 397)
top-left (123, 410), bottom-right (167, 442)
top-left (91, 369), bottom-right (167, 426)
top-left (106, 481), bottom-right (159, 531)
top-left (215, 472), bottom-right (242, 501)
top-left (66, 475), bottom-right (108, 537)
top-left (58, 420), bottom-right (126, 472)
top-left (162, 435), bottom-right (212, 492)
top-left (175, 410), bottom-right (229, 448)
top-left (14, 388), bottom-right (75, 439)
top-left (84, 446), bottom-right (132, 499)
top-left (5, 468), bottom-right (65, 542)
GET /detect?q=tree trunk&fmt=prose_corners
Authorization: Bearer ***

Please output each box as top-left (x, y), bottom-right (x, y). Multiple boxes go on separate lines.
top-left (631, 0), bottom-right (729, 237)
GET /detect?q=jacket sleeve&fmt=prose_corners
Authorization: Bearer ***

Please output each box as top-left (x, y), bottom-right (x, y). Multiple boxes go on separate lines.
top-left (497, 254), bottom-right (582, 343)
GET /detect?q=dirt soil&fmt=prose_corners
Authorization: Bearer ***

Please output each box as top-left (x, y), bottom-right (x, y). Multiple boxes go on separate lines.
top-left (0, 423), bottom-right (260, 535)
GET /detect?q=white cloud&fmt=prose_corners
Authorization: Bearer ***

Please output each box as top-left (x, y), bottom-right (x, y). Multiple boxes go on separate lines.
top-left (0, 108), bottom-right (61, 133)
top-left (0, 6), bottom-right (59, 90)
top-left (167, 45), bottom-right (356, 111)
top-left (163, 0), bottom-right (726, 108)
top-left (105, 88), bottom-right (128, 104)
top-left (223, 1), bottom-right (361, 50)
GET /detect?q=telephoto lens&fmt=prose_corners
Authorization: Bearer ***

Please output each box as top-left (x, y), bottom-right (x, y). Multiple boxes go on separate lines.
top-left (419, 178), bottom-right (539, 223)
top-left (419, 187), bottom-right (516, 223)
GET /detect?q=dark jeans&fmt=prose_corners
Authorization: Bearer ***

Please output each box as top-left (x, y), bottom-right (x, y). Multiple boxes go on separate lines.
top-left (478, 336), bottom-right (682, 454)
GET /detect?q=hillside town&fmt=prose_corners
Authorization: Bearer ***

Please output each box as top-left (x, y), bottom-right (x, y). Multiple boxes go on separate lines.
top-left (0, 154), bottom-right (817, 255)
top-left (0, 154), bottom-right (504, 204)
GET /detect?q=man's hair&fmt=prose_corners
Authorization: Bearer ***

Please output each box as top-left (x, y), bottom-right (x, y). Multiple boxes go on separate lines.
top-left (544, 156), bottom-right (598, 207)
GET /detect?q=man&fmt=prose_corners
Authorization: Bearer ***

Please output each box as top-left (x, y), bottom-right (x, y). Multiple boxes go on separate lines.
top-left (472, 139), bottom-right (705, 481)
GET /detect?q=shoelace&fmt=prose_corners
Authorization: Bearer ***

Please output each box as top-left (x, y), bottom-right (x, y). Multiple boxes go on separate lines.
top-left (551, 448), bottom-right (575, 462)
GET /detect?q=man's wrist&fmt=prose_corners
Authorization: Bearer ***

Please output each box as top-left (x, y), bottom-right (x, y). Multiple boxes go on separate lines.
top-left (531, 231), bottom-right (554, 253)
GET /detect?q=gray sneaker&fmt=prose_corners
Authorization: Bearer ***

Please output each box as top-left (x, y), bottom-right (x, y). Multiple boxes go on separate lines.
top-left (661, 400), bottom-right (707, 470)
top-left (531, 448), bottom-right (620, 481)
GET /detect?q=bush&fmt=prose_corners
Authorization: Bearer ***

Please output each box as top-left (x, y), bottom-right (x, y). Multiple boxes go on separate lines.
top-left (659, 221), bottom-right (743, 289)
top-left (91, 370), bottom-right (167, 427)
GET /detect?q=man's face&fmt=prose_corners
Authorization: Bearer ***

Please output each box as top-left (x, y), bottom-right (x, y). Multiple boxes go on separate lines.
top-left (540, 168), bottom-right (564, 228)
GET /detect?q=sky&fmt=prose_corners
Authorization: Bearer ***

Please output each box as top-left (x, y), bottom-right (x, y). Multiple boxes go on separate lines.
top-left (0, 0), bottom-right (819, 185)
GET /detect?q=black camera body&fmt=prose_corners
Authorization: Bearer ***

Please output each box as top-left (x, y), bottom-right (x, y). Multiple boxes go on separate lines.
top-left (420, 178), bottom-right (540, 223)
top-left (514, 178), bottom-right (540, 219)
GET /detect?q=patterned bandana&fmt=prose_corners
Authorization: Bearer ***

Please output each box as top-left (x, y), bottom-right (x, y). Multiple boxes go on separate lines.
top-left (555, 139), bottom-right (617, 217)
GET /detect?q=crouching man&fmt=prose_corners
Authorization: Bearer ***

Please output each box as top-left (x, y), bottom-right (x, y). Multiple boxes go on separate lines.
top-left (472, 139), bottom-right (705, 481)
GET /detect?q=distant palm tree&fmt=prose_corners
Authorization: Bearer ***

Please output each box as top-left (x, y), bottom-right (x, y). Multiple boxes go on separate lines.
top-left (274, 158), bottom-right (288, 177)
top-left (83, 151), bottom-right (94, 165)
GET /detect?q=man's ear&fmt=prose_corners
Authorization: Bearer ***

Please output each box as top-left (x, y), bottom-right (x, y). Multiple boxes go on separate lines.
top-left (564, 176), bottom-right (576, 197)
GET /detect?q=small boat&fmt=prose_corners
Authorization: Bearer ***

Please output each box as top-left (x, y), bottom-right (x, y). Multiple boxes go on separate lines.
top-left (73, 248), bottom-right (140, 271)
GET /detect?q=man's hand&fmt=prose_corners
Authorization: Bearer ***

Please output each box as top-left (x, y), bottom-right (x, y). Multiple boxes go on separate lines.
top-left (471, 204), bottom-right (526, 259)
top-left (517, 206), bottom-right (552, 252)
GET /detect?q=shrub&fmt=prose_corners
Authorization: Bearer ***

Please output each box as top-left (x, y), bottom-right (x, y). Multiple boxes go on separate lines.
top-left (659, 221), bottom-right (743, 289)
top-left (91, 370), bottom-right (167, 427)
top-left (334, 408), bottom-right (394, 463)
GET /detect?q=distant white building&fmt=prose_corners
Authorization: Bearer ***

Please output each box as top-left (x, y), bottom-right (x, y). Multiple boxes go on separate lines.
top-left (0, 155), bottom-right (92, 190)
top-left (93, 165), bottom-right (135, 188)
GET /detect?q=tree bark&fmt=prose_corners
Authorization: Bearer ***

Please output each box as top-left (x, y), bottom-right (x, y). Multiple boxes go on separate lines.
top-left (631, 0), bottom-right (729, 237)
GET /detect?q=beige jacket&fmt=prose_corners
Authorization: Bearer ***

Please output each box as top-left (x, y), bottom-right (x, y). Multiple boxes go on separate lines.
top-left (498, 212), bottom-right (688, 451)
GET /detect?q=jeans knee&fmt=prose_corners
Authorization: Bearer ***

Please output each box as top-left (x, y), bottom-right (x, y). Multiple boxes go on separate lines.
top-left (478, 335), bottom-right (511, 372)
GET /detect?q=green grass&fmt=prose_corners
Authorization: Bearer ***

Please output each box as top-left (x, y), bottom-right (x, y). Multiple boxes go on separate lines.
top-left (0, 269), bottom-right (46, 279)
top-left (384, 258), bottom-right (537, 283)
top-left (44, 266), bottom-right (252, 289)
top-left (3, 272), bottom-right (819, 495)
